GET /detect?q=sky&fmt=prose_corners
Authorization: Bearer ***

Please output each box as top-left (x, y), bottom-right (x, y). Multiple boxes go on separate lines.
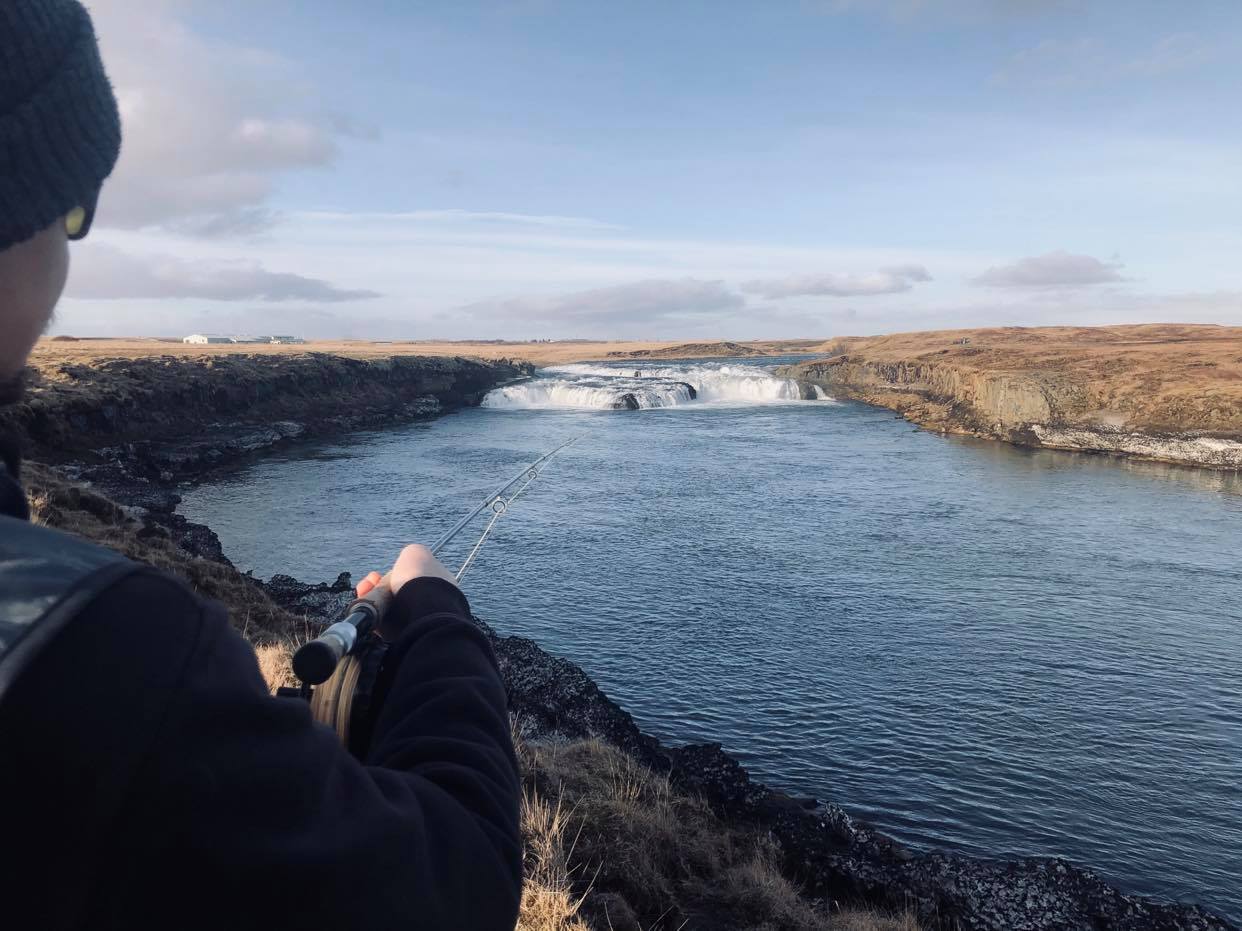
top-left (54, 0), bottom-right (1242, 340)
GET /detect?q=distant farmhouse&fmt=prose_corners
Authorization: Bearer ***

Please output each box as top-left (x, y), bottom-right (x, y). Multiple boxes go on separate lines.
top-left (183, 335), bottom-right (305, 345)
top-left (182, 334), bottom-right (233, 344)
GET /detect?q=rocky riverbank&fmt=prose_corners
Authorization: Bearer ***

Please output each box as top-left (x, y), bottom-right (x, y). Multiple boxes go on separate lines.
top-left (7, 350), bottom-right (533, 471)
top-left (6, 351), bottom-right (532, 554)
top-left (9, 348), bottom-right (1238, 930)
top-left (264, 573), bottom-right (1236, 931)
top-left (780, 325), bottom-right (1242, 470)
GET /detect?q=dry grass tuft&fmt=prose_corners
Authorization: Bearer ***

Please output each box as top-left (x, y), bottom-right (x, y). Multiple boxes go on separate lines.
top-left (518, 790), bottom-right (592, 931)
top-left (517, 737), bottom-right (923, 931)
top-left (254, 642), bottom-right (298, 694)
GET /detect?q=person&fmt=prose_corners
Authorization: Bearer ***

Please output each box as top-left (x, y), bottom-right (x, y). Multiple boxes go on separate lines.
top-left (0, 2), bottom-right (523, 928)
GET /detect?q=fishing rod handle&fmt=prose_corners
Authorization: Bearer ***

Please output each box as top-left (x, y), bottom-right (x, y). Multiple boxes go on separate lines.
top-left (291, 576), bottom-right (395, 685)
top-left (292, 616), bottom-right (361, 685)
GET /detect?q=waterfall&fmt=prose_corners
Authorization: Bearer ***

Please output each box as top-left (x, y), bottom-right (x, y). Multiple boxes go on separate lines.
top-left (483, 362), bottom-right (806, 410)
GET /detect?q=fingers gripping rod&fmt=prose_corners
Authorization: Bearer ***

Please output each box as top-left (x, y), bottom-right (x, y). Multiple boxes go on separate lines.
top-left (291, 438), bottom-right (578, 685)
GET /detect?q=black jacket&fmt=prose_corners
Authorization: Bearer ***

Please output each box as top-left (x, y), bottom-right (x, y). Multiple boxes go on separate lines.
top-left (0, 466), bottom-right (523, 930)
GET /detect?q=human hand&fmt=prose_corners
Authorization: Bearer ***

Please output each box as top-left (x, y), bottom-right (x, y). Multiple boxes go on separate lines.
top-left (355, 544), bottom-right (458, 599)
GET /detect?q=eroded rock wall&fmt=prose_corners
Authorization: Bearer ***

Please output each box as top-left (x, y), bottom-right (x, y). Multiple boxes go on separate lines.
top-left (783, 357), bottom-right (1242, 469)
top-left (4, 352), bottom-right (533, 476)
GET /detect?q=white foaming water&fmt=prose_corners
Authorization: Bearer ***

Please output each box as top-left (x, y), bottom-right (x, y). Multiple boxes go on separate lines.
top-left (483, 362), bottom-right (809, 410)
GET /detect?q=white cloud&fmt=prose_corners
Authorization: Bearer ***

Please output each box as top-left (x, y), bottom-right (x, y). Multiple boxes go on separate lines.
top-left (88, 0), bottom-right (353, 234)
top-left (67, 244), bottom-right (380, 303)
top-left (972, 251), bottom-right (1125, 289)
top-left (814, 0), bottom-right (1073, 22)
top-left (359, 210), bottom-right (624, 231)
top-left (993, 33), bottom-right (1216, 88)
top-left (459, 278), bottom-right (745, 329)
top-left (741, 265), bottom-right (932, 299)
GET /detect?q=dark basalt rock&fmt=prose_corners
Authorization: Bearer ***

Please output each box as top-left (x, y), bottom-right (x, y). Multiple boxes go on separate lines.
top-left (477, 619), bottom-right (665, 770)
top-left (612, 393), bottom-right (642, 410)
top-left (158, 512), bottom-right (228, 562)
top-left (6, 353), bottom-right (534, 473)
top-left (260, 571), bottom-right (356, 619)
top-left (675, 381), bottom-right (699, 400)
top-left (667, 742), bottom-right (767, 811)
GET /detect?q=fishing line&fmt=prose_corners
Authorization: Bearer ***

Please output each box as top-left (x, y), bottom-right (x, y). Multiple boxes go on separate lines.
top-left (455, 460), bottom-right (543, 582)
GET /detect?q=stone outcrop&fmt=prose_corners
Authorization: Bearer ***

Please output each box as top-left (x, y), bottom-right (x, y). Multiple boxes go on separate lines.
top-left (6, 351), bottom-right (532, 593)
top-left (260, 572), bottom-right (357, 620)
top-left (5, 352), bottom-right (533, 473)
top-left (780, 326), bottom-right (1242, 469)
top-left (4, 352), bottom-right (531, 533)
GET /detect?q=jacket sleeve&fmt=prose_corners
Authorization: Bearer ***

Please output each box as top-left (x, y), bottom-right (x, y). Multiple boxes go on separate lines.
top-left (3, 569), bottom-right (522, 930)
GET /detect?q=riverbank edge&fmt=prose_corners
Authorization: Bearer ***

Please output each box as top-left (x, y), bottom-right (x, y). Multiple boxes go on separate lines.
top-left (11, 352), bottom-right (1237, 931)
top-left (779, 357), bottom-right (1242, 470)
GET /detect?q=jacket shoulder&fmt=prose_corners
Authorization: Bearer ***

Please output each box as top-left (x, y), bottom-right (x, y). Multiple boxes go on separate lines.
top-left (0, 515), bottom-right (139, 701)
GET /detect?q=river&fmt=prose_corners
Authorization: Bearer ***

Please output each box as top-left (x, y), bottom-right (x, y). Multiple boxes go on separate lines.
top-left (180, 358), bottom-right (1242, 921)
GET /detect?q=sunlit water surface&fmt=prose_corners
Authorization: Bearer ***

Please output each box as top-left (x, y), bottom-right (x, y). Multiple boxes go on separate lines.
top-left (181, 359), bottom-right (1242, 921)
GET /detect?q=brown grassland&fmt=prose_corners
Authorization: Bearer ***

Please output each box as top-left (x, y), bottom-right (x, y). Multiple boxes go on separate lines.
top-left (32, 337), bottom-right (820, 368)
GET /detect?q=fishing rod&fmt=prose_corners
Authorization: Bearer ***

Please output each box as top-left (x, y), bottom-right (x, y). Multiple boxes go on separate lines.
top-left (431, 437), bottom-right (578, 561)
top-left (289, 438), bottom-right (579, 739)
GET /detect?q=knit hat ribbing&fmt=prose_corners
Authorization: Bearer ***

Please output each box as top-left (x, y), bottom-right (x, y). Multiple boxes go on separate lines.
top-left (0, 0), bottom-right (122, 251)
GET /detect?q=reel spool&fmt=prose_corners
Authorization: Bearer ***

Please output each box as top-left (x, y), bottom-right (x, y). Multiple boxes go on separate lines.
top-left (280, 633), bottom-right (387, 757)
top-left (308, 653), bottom-right (364, 747)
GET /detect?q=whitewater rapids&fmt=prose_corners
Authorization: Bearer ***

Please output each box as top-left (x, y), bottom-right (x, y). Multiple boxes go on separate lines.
top-left (482, 361), bottom-right (831, 410)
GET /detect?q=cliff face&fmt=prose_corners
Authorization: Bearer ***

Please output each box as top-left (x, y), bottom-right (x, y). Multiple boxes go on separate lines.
top-left (781, 325), bottom-right (1242, 469)
top-left (5, 351), bottom-right (531, 561)
top-left (4, 352), bottom-right (533, 475)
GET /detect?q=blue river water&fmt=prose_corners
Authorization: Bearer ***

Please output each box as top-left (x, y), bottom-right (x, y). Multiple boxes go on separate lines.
top-left (180, 359), bottom-right (1242, 921)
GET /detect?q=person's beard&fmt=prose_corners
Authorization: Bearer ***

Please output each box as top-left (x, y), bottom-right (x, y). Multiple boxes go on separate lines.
top-left (0, 371), bottom-right (24, 407)
top-left (0, 371), bottom-right (25, 478)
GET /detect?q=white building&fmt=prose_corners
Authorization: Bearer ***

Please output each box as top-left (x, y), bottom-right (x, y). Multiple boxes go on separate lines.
top-left (182, 334), bottom-right (305, 345)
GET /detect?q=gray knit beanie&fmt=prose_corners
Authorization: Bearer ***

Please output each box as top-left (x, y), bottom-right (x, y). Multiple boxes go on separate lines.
top-left (0, 0), bottom-right (121, 251)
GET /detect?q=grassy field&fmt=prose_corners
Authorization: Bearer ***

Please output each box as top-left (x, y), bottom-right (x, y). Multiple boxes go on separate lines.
top-left (32, 337), bottom-right (821, 368)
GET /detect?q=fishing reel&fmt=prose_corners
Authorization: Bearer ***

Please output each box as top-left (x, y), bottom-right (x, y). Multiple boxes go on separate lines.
top-left (277, 581), bottom-right (395, 757)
